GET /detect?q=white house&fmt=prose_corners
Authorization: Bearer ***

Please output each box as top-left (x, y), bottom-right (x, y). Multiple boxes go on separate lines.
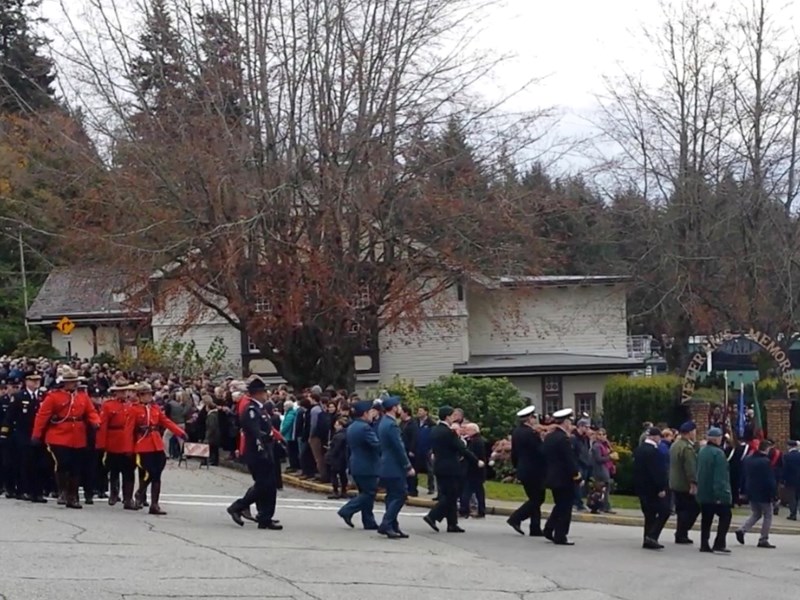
top-left (26, 268), bottom-right (151, 359)
top-left (149, 274), bottom-right (645, 415)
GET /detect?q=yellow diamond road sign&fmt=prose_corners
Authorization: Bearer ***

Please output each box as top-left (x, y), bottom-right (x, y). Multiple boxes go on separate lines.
top-left (56, 316), bottom-right (75, 335)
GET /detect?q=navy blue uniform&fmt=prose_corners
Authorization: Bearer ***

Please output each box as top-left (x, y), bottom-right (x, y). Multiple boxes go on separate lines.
top-left (230, 398), bottom-right (277, 526)
top-left (0, 390), bottom-right (12, 494)
top-left (1, 387), bottom-right (47, 500)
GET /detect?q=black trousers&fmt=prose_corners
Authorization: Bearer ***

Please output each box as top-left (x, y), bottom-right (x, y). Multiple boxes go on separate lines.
top-left (0, 439), bottom-right (15, 493)
top-left (106, 453), bottom-right (136, 484)
top-left (700, 503), bottom-right (732, 550)
top-left (509, 480), bottom-right (545, 534)
top-left (19, 442), bottom-right (45, 497)
top-left (639, 494), bottom-right (670, 541)
top-left (81, 447), bottom-right (100, 494)
top-left (330, 468), bottom-right (348, 494)
top-left (428, 475), bottom-right (460, 527)
top-left (138, 452), bottom-right (167, 483)
top-left (287, 440), bottom-right (300, 470)
top-left (545, 486), bottom-right (574, 542)
top-left (235, 456), bottom-right (277, 524)
top-left (673, 491), bottom-right (700, 540)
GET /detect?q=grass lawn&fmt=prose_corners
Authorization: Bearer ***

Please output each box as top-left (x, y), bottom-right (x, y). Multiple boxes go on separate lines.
top-left (416, 474), bottom-right (643, 511)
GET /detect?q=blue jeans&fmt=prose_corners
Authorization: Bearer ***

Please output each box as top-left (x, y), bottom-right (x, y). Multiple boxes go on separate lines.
top-left (459, 477), bottom-right (486, 516)
top-left (574, 467), bottom-right (589, 509)
top-left (338, 475), bottom-right (378, 528)
top-left (380, 477), bottom-right (407, 532)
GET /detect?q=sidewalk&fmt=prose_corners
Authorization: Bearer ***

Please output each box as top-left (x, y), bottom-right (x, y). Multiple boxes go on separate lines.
top-left (221, 460), bottom-right (800, 535)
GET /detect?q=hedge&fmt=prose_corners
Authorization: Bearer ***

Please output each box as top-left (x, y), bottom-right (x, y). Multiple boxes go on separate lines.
top-left (603, 375), bottom-right (687, 446)
top-left (369, 374), bottom-right (526, 443)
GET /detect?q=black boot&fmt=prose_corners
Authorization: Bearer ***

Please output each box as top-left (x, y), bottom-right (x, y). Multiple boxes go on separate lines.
top-left (66, 477), bottom-right (82, 509)
top-left (56, 474), bottom-right (68, 506)
top-left (109, 479), bottom-right (120, 506)
top-left (148, 482), bottom-right (166, 515)
top-left (122, 481), bottom-right (136, 510)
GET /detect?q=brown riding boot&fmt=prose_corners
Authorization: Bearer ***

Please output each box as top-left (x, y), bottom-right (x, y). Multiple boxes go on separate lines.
top-left (56, 474), bottom-right (68, 506)
top-left (122, 480), bottom-right (136, 510)
top-left (108, 479), bottom-right (120, 506)
top-left (148, 482), bottom-right (166, 516)
top-left (66, 477), bottom-right (82, 509)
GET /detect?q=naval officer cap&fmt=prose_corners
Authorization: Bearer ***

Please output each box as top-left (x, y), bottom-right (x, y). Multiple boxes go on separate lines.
top-left (517, 405), bottom-right (537, 418)
top-left (552, 408), bottom-right (574, 422)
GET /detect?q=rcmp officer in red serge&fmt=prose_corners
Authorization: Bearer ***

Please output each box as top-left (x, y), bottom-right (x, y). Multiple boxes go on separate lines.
top-left (2, 372), bottom-right (47, 502)
top-left (98, 380), bottom-right (138, 510)
top-left (227, 377), bottom-right (282, 530)
top-left (132, 383), bottom-right (186, 515)
top-left (32, 367), bottom-right (101, 509)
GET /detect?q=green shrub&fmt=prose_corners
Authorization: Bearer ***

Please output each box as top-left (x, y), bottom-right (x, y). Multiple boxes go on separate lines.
top-left (12, 335), bottom-right (59, 359)
top-left (420, 374), bottom-right (526, 443)
top-left (603, 375), bottom-right (685, 446)
top-left (610, 443), bottom-right (634, 494)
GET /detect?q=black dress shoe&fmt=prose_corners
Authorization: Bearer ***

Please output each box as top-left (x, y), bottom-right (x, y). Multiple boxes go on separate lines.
top-left (363, 524), bottom-right (379, 531)
top-left (643, 538), bottom-right (663, 550)
top-left (552, 539), bottom-right (574, 546)
top-left (735, 531), bottom-right (745, 545)
top-left (675, 537), bottom-right (694, 545)
top-left (84, 498), bottom-right (94, 505)
top-left (338, 512), bottom-right (354, 528)
top-left (30, 496), bottom-right (47, 504)
top-left (506, 519), bottom-right (524, 535)
top-left (699, 546), bottom-right (714, 553)
top-left (378, 528), bottom-right (401, 539)
top-left (226, 505), bottom-right (244, 526)
top-left (757, 541), bottom-right (776, 549)
top-left (258, 521), bottom-right (283, 530)
top-left (530, 530), bottom-right (544, 537)
top-left (395, 530), bottom-right (410, 539)
top-left (446, 526), bottom-right (465, 533)
top-left (423, 515), bottom-right (439, 532)
top-left (544, 530), bottom-right (554, 541)
top-left (712, 547), bottom-right (731, 554)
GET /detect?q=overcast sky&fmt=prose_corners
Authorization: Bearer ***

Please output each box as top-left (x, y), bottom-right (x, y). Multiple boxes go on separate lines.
top-left (36, 0), bottom-right (800, 172)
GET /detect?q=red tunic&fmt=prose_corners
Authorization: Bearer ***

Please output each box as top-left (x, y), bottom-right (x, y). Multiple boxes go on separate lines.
top-left (132, 404), bottom-right (185, 454)
top-left (98, 397), bottom-right (136, 454)
top-left (32, 389), bottom-right (101, 449)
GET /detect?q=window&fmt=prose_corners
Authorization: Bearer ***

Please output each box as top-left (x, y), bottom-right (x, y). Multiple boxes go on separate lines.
top-left (544, 396), bottom-right (562, 416)
top-left (542, 375), bottom-right (562, 416)
top-left (349, 321), bottom-right (362, 334)
top-left (543, 376), bottom-right (561, 393)
top-left (254, 297), bottom-right (272, 313)
top-left (247, 337), bottom-right (259, 353)
top-left (575, 393), bottom-right (596, 417)
top-left (352, 285), bottom-right (370, 310)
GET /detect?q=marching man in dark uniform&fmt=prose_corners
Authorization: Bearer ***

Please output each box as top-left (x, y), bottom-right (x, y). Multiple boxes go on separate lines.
top-left (226, 378), bottom-right (282, 530)
top-left (377, 396), bottom-right (414, 539)
top-left (507, 405), bottom-right (546, 537)
top-left (2, 373), bottom-right (47, 503)
top-left (542, 408), bottom-right (581, 546)
top-left (337, 400), bottom-right (381, 531)
top-left (97, 381), bottom-right (137, 509)
top-left (633, 427), bottom-right (670, 550)
top-left (32, 367), bottom-right (101, 509)
top-left (423, 406), bottom-right (483, 534)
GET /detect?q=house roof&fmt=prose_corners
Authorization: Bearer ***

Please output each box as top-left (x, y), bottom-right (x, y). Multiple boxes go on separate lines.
top-left (453, 353), bottom-right (644, 376)
top-left (27, 267), bottom-right (149, 323)
top-left (492, 275), bottom-right (631, 288)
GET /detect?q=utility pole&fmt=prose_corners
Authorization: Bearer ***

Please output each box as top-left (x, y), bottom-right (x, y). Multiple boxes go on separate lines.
top-left (19, 229), bottom-right (29, 335)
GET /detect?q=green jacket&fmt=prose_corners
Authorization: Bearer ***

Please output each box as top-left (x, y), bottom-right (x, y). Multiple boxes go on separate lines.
top-left (696, 443), bottom-right (732, 505)
top-left (668, 437), bottom-right (697, 493)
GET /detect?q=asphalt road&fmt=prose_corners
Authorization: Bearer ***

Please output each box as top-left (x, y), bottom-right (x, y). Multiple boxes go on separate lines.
top-left (1, 462), bottom-right (798, 600)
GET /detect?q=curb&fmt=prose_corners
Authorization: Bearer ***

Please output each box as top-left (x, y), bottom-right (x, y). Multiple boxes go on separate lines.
top-left (220, 461), bottom-right (800, 536)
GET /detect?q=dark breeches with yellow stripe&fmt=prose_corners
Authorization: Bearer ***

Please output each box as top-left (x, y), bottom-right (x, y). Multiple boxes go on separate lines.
top-left (136, 452), bottom-right (167, 483)
top-left (48, 445), bottom-right (86, 476)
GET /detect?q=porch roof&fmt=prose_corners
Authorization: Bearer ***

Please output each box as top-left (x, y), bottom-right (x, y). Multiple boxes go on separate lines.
top-left (453, 353), bottom-right (645, 376)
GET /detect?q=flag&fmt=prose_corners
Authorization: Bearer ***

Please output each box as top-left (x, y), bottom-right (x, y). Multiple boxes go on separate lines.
top-left (752, 381), bottom-right (764, 439)
top-left (737, 381), bottom-right (746, 439)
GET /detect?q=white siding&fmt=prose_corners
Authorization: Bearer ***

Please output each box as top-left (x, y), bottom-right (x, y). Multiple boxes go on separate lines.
top-left (50, 326), bottom-right (121, 360)
top-left (466, 284), bottom-right (627, 357)
top-left (151, 323), bottom-right (243, 370)
top-left (377, 317), bottom-right (468, 386)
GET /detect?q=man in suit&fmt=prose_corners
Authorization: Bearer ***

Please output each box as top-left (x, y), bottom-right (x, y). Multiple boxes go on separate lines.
top-left (399, 405), bottom-right (419, 496)
top-left (337, 401), bottom-right (381, 530)
top-left (783, 440), bottom-right (800, 520)
top-left (507, 405), bottom-right (546, 536)
top-left (735, 439), bottom-right (778, 548)
top-left (422, 406), bottom-right (483, 533)
top-left (542, 408), bottom-right (581, 546)
top-left (377, 396), bottom-right (415, 539)
top-left (634, 427), bottom-right (670, 550)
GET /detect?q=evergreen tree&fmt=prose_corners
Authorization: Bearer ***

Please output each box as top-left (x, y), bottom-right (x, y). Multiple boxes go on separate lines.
top-left (0, 0), bottom-right (55, 113)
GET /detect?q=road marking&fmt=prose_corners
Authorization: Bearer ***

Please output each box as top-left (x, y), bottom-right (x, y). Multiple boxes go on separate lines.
top-left (160, 494), bottom-right (344, 504)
